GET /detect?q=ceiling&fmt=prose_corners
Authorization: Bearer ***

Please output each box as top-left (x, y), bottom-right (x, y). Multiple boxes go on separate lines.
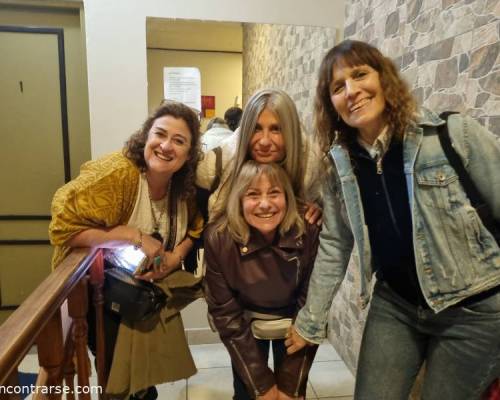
top-left (146, 18), bottom-right (243, 52)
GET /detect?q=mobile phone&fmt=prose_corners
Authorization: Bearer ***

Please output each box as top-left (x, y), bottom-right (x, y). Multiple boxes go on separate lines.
top-left (106, 246), bottom-right (148, 274)
top-left (134, 255), bottom-right (150, 275)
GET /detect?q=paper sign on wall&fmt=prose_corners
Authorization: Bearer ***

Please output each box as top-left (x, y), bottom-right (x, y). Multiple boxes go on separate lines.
top-left (163, 67), bottom-right (201, 113)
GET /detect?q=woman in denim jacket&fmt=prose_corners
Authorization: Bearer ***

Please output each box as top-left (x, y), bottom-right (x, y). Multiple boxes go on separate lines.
top-left (286, 39), bottom-right (500, 399)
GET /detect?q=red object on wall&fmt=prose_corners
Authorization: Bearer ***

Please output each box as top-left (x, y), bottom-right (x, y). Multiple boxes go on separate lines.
top-left (201, 95), bottom-right (215, 118)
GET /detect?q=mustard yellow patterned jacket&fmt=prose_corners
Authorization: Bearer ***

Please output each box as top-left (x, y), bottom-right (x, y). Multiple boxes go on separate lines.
top-left (49, 151), bottom-right (203, 268)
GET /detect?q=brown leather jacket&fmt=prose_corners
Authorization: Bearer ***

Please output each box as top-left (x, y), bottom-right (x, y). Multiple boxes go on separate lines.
top-left (204, 222), bottom-right (320, 397)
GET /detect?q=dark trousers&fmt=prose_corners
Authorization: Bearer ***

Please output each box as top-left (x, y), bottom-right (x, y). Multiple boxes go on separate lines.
top-left (232, 339), bottom-right (286, 400)
top-left (355, 281), bottom-right (500, 400)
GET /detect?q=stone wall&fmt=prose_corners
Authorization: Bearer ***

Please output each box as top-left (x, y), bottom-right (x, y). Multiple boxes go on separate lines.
top-left (242, 23), bottom-right (336, 133)
top-left (344, 0), bottom-right (500, 134)
top-left (327, 0), bottom-right (500, 375)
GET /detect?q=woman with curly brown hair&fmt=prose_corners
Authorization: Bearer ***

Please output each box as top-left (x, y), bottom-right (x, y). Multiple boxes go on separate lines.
top-left (49, 100), bottom-right (204, 399)
top-left (286, 40), bottom-right (500, 399)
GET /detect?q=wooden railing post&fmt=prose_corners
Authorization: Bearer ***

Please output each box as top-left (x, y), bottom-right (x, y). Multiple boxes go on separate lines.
top-left (0, 249), bottom-right (103, 400)
top-left (62, 338), bottom-right (76, 400)
top-left (36, 308), bottom-right (64, 399)
top-left (67, 278), bottom-right (90, 400)
top-left (37, 309), bottom-right (64, 399)
top-left (89, 250), bottom-right (106, 397)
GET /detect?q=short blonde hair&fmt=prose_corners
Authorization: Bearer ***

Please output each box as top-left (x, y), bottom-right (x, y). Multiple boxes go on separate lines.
top-left (219, 161), bottom-right (304, 244)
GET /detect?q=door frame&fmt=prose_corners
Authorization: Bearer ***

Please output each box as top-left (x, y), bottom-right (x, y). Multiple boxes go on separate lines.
top-left (0, 25), bottom-right (70, 225)
top-left (0, 26), bottom-right (71, 309)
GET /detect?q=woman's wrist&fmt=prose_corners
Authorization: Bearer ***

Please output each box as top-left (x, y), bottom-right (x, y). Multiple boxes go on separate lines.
top-left (172, 250), bottom-right (185, 269)
top-left (132, 228), bottom-right (143, 250)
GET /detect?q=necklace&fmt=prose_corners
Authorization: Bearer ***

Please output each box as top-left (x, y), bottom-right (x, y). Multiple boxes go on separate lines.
top-left (148, 179), bottom-right (171, 243)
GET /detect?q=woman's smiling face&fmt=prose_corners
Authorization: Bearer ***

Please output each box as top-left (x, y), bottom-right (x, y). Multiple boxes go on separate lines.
top-left (241, 172), bottom-right (286, 242)
top-left (143, 115), bottom-right (192, 177)
top-left (249, 108), bottom-right (286, 163)
top-left (330, 63), bottom-right (387, 142)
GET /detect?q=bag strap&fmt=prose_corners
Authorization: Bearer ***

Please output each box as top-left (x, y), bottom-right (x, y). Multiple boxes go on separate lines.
top-left (209, 146), bottom-right (223, 193)
top-left (165, 187), bottom-right (177, 252)
top-left (437, 112), bottom-right (498, 233)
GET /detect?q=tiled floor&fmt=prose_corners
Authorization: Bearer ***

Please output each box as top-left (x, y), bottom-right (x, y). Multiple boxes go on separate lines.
top-left (18, 342), bottom-right (354, 399)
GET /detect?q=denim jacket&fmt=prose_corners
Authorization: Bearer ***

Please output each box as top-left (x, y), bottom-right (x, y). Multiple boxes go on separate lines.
top-left (295, 108), bottom-right (500, 343)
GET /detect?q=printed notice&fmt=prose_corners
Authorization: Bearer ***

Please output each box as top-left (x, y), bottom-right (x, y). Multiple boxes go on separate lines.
top-left (163, 67), bottom-right (201, 113)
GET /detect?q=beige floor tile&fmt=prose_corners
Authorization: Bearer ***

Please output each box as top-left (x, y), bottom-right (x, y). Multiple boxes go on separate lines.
top-left (18, 353), bottom-right (38, 373)
top-left (306, 381), bottom-right (318, 399)
top-left (314, 342), bottom-right (341, 362)
top-left (157, 379), bottom-right (188, 400)
top-left (187, 367), bottom-right (234, 399)
top-left (189, 343), bottom-right (232, 368)
top-left (19, 351), bottom-right (102, 400)
top-left (308, 360), bottom-right (355, 398)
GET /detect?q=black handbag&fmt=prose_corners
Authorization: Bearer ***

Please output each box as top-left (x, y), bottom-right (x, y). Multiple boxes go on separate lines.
top-left (103, 251), bottom-right (167, 322)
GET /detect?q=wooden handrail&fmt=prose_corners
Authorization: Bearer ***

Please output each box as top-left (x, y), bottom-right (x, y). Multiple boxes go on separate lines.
top-left (0, 247), bottom-right (99, 388)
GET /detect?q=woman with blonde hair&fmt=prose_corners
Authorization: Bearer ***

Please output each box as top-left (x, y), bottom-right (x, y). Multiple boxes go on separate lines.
top-left (286, 39), bottom-right (500, 399)
top-left (204, 161), bottom-right (320, 400)
top-left (197, 88), bottom-right (322, 224)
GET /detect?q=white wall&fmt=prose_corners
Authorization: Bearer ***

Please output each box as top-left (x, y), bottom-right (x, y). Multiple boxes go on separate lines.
top-left (83, 0), bottom-right (344, 157)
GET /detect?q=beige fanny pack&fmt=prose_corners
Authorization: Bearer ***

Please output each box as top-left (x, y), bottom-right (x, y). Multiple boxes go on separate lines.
top-left (245, 311), bottom-right (292, 340)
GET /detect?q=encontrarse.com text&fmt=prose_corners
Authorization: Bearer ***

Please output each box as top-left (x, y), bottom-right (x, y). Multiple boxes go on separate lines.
top-left (0, 384), bottom-right (102, 395)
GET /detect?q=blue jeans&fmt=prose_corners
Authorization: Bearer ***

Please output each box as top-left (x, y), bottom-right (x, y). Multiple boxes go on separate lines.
top-left (232, 339), bottom-right (286, 400)
top-left (355, 281), bottom-right (500, 400)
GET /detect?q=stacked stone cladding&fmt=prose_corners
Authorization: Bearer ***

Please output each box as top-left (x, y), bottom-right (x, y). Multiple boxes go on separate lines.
top-left (242, 23), bottom-right (336, 135)
top-left (345, 0), bottom-right (500, 134)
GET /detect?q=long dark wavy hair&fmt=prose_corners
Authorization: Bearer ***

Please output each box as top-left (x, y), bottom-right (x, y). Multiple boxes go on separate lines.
top-left (123, 100), bottom-right (201, 200)
top-left (314, 40), bottom-right (417, 153)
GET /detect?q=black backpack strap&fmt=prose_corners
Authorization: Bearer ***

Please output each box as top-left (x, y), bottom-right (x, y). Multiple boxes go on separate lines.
top-left (437, 112), bottom-right (484, 207)
top-left (196, 147), bottom-right (224, 226)
top-left (437, 112), bottom-right (498, 235)
top-left (210, 146), bottom-right (223, 193)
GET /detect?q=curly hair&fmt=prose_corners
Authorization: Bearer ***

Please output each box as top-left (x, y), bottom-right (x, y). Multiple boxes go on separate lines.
top-left (314, 40), bottom-right (417, 153)
top-left (123, 100), bottom-right (201, 200)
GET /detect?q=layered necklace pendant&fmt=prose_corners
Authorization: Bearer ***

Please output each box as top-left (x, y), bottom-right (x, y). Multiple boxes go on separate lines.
top-left (148, 180), bottom-right (171, 245)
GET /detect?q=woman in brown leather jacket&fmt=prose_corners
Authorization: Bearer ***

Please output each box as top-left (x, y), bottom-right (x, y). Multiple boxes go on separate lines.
top-left (204, 161), bottom-right (320, 400)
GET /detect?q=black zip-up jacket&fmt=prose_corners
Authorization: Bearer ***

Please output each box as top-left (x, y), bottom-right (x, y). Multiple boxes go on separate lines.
top-left (349, 139), bottom-right (426, 306)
